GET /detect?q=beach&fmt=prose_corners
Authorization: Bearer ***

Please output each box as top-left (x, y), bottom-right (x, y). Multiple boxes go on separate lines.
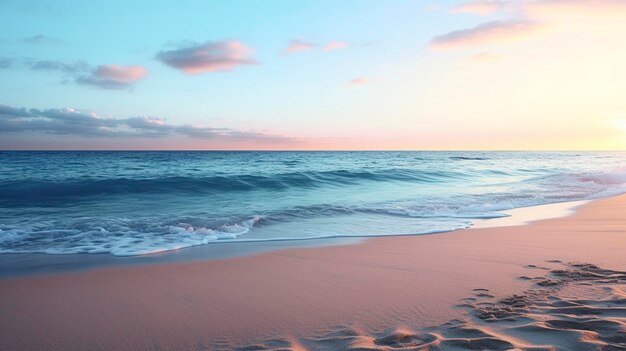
top-left (1, 194), bottom-right (625, 350)
top-left (3, 0), bottom-right (626, 349)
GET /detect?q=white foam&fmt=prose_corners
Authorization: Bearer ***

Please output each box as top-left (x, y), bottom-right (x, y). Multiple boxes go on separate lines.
top-left (471, 200), bottom-right (589, 229)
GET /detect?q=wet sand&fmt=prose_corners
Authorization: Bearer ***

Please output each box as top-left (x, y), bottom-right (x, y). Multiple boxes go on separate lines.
top-left (1, 195), bottom-right (625, 350)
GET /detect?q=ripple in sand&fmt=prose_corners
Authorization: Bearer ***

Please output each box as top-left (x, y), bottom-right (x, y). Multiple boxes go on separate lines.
top-left (236, 262), bottom-right (626, 351)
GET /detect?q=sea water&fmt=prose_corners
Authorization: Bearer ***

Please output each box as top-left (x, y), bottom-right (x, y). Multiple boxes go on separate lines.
top-left (0, 151), bottom-right (625, 256)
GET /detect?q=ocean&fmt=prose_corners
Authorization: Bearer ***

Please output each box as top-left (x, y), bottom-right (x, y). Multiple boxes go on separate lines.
top-left (0, 151), bottom-right (625, 256)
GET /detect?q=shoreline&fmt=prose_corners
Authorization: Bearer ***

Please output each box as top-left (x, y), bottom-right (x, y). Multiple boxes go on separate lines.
top-left (0, 197), bottom-right (596, 278)
top-left (1, 194), bottom-right (625, 349)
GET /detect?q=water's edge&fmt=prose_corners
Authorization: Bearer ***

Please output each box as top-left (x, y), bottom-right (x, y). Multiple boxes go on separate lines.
top-left (0, 196), bottom-right (599, 279)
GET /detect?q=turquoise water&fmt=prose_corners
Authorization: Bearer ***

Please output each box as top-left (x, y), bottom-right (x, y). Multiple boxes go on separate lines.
top-left (0, 151), bottom-right (625, 256)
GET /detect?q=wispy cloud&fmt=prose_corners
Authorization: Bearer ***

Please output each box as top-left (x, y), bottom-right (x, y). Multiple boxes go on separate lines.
top-left (0, 58), bottom-right (15, 69)
top-left (281, 39), bottom-right (318, 54)
top-left (531, 0), bottom-right (626, 8)
top-left (436, 0), bottom-right (626, 51)
top-left (76, 65), bottom-right (148, 89)
top-left (454, 0), bottom-right (626, 15)
top-left (455, 0), bottom-right (626, 16)
top-left (3, 59), bottom-right (145, 89)
top-left (156, 40), bottom-right (257, 74)
top-left (430, 20), bottom-right (540, 49)
top-left (22, 35), bottom-right (64, 45)
top-left (282, 39), bottom-right (352, 54)
top-left (525, 0), bottom-right (626, 15)
top-left (26, 59), bottom-right (90, 73)
top-left (347, 77), bottom-right (373, 86)
top-left (0, 104), bottom-right (291, 143)
top-left (323, 41), bottom-right (349, 51)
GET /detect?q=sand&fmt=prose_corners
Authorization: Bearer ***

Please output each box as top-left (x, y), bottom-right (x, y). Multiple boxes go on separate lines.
top-left (1, 195), bottom-right (625, 350)
top-left (241, 262), bottom-right (626, 350)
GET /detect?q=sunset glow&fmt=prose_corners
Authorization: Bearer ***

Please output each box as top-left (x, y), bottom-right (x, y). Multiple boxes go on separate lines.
top-left (1, 0), bottom-right (625, 150)
top-left (2, 3), bottom-right (626, 349)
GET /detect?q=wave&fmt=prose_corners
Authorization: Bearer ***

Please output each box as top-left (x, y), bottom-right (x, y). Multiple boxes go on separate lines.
top-left (0, 215), bottom-right (265, 256)
top-left (0, 181), bottom-right (617, 258)
top-left (0, 211), bottom-right (472, 256)
top-left (0, 169), bottom-right (476, 201)
top-left (578, 170), bottom-right (626, 185)
top-left (532, 168), bottom-right (626, 196)
top-left (449, 156), bottom-right (490, 161)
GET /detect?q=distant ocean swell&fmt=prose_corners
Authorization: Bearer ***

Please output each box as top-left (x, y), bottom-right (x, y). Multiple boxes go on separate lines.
top-left (0, 169), bottom-right (488, 201)
top-left (1, 167), bottom-right (624, 201)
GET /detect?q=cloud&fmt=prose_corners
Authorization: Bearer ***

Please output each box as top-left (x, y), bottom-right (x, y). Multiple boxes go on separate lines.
top-left (27, 59), bottom-right (90, 73)
top-left (281, 39), bottom-right (318, 54)
top-left (434, 0), bottom-right (626, 51)
top-left (454, 0), bottom-right (626, 18)
top-left (156, 40), bottom-right (257, 74)
top-left (6, 59), bottom-right (145, 90)
top-left (323, 41), bottom-right (349, 51)
top-left (430, 20), bottom-right (540, 49)
top-left (0, 107), bottom-right (119, 136)
top-left (76, 65), bottom-right (148, 89)
top-left (525, 0), bottom-right (626, 16)
top-left (0, 105), bottom-right (31, 118)
top-left (348, 77), bottom-right (372, 86)
top-left (22, 35), bottom-right (64, 45)
top-left (282, 39), bottom-right (350, 54)
top-left (0, 58), bottom-right (14, 69)
top-left (532, 0), bottom-right (626, 8)
top-left (453, 0), bottom-right (508, 15)
top-left (0, 104), bottom-right (291, 143)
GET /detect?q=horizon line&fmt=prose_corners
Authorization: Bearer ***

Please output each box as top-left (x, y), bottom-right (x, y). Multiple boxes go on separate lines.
top-left (1, 149), bottom-right (625, 152)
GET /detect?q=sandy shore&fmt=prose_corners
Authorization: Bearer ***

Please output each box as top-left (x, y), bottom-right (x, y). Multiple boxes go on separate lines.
top-left (1, 195), bottom-right (625, 350)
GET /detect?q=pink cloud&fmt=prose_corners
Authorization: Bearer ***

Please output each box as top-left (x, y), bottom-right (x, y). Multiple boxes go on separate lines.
top-left (94, 65), bottom-right (147, 82)
top-left (436, 0), bottom-right (626, 52)
top-left (156, 40), bottom-right (257, 74)
top-left (348, 77), bottom-right (372, 86)
top-left (430, 20), bottom-right (541, 49)
top-left (526, 0), bottom-right (626, 14)
top-left (323, 41), bottom-right (349, 51)
top-left (281, 39), bottom-right (318, 54)
top-left (76, 65), bottom-right (147, 89)
top-left (533, 0), bottom-right (626, 7)
top-left (455, 0), bottom-right (626, 17)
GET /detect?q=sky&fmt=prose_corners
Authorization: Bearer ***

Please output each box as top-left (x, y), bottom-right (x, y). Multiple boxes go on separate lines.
top-left (1, 0), bottom-right (626, 150)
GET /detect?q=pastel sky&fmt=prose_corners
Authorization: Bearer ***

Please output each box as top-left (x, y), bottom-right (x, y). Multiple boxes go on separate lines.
top-left (1, 0), bottom-right (626, 150)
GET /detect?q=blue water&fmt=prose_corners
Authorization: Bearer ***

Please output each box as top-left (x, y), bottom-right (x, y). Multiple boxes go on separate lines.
top-left (0, 151), bottom-right (625, 256)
